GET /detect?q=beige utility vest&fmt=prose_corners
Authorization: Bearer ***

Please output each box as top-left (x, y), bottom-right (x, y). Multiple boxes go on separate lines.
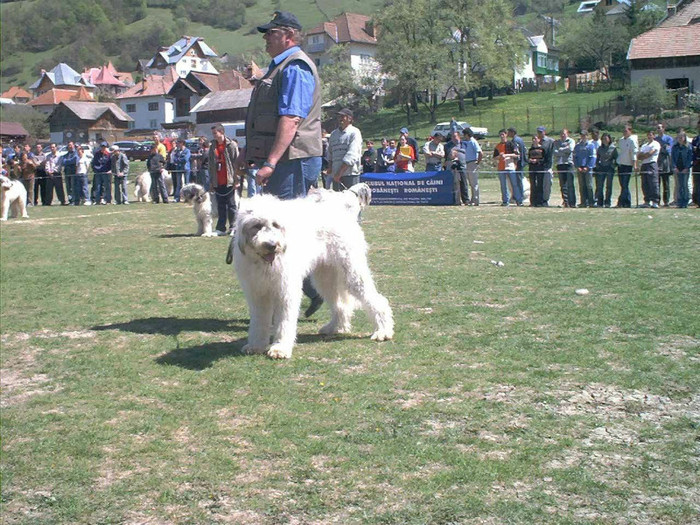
top-left (245, 49), bottom-right (322, 163)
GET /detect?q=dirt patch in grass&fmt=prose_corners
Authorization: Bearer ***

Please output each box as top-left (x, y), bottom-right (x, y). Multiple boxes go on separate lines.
top-left (656, 335), bottom-right (700, 361)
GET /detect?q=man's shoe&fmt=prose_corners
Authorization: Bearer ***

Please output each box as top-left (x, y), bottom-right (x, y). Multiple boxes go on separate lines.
top-left (650, 202), bottom-right (659, 209)
top-left (304, 296), bottom-right (324, 318)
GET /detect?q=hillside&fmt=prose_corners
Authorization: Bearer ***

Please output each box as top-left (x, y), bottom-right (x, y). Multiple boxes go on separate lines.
top-left (0, 0), bottom-right (385, 90)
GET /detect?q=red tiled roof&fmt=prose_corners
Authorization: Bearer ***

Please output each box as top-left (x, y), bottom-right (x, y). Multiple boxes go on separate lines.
top-left (306, 13), bottom-right (377, 45)
top-left (659, 0), bottom-right (700, 27)
top-left (118, 67), bottom-right (178, 98)
top-left (28, 87), bottom-right (93, 106)
top-left (628, 25), bottom-right (700, 60)
top-left (1, 86), bottom-right (31, 99)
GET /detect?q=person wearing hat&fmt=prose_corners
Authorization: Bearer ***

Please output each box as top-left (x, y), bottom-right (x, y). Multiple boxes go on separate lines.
top-left (91, 141), bottom-right (112, 205)
top-left (246, 10), bottom-right (323, 201)
top-left (399, 127), bottom-right (419, 164)
top-left (247, 10), bottom-right (324, 317)
top-left (535, 126), bottom-right (554, 206)
top-left (110, 145), bottom-right (130, 205)
top-left (326, 108), bottom-right (363, 190)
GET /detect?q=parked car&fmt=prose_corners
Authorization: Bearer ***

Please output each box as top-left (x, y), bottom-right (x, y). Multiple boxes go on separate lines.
top-left (431, 121), bottom-right (488, 140)
top-left (113, 140), bottom-right (142, 153)
top-left (127, 141), bottom-right (153, 161)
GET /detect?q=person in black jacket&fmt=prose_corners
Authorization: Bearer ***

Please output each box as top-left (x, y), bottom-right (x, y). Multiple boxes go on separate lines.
top-left (147, 145), bottom-right (168, 204)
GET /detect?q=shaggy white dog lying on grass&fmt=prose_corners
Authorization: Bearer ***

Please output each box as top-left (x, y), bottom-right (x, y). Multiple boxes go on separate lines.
top-left (232, 186), bottom-right (393, 359)
top-left (0, 175), bottom-right (29, 221)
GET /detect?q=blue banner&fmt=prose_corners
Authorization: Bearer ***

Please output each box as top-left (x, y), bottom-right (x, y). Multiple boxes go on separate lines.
top-left (360, 170), bottom-right (454, 205)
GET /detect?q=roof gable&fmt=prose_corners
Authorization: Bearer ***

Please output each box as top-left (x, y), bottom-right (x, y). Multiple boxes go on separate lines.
top-left (306, 12), bottom-right (377, 45)
top-left (55, 101), bottom-right (133, 122)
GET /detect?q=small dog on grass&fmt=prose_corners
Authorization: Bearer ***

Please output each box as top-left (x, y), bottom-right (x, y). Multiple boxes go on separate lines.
top-left (179, 183), bottom-right (218, 237)
top-left (0, 175), bottom-right (29, 221)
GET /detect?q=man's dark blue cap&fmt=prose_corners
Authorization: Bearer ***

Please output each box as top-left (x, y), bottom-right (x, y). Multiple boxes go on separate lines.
top-left (257, 11), bottom-right (302, 32)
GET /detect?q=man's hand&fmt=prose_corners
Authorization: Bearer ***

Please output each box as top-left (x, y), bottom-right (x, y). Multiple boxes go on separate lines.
top-left (256, 165), bottom-right (274, 186)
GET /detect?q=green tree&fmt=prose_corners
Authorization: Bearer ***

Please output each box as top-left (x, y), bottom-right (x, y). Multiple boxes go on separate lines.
top-left (559, 10), bottom-right (630, 77)
top-left (319, 45), bottom-right (359, 109)
top-left (1, 105), bottom-right (50, 140)
top-left (375, 0), bottom-right (452, 124)
top-left (447, 0), bottom-right (527, 107)
top-left (626, 77), bottom-right (674, 120)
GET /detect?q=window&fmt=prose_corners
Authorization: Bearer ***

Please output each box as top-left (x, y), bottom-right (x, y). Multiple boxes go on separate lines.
top-left (128, 121), bottom-right (135, 129)
top-left (150, 119), bottom-right (158, 129)
top-left (311, 35), bottom-right (321, 43)
top-left (176, 97), bottom-right (190, 117)
top-left (126, 104), bottom-right (136, 113)
top-left (148, 102), bottom-right (159, 111)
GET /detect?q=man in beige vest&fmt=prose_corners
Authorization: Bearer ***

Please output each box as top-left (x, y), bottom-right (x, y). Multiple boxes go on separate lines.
top-left (248, 10), bottom-right (325, 316)
top-left (247, 10), bottom-right (323, 200)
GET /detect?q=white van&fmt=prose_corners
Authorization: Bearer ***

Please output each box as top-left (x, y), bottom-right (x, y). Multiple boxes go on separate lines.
top-left (195, 121), bottom-right (246, 148)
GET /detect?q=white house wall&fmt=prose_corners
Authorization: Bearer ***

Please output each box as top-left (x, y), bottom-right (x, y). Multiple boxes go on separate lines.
top-left (118, 95), bottom-right (175, 130)
top-left (631, 66), bottom-right (699, 92)
top-left (514, 54), bottom-right (535, 85)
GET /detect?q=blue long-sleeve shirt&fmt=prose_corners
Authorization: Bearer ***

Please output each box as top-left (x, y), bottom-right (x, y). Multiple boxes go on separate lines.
top-left (173, 147), bottom-right (191, 172)
top-left (91, 150), bottom-right (111, 174)
top-left (62, 149), bottom-right (78, 173)
top-left (671, 143), bottom-right (693, 171)
top-left (573, 140), bottom-right (596, 169)
top-left (655, 133), bottom-right (673, 156)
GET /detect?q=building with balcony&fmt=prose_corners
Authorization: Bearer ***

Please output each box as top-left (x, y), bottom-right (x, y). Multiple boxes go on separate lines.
top-left (513, 35), bottom-right (560, 89)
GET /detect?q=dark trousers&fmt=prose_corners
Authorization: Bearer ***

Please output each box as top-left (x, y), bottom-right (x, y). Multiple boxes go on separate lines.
top-left (64, 169), bottom-right (75, 202)
top-left (557, 164), bottom-right (576, 207)
top-left (659, 171), bottom-right (672, 205)
top-left (452, 168), bottom-right (469, 204)
top-left (617, 165), bottom-right (633, 207)
top-left (640, 162), bottom-right (659, 205)
top-left (34, 170), bottom-right (48, 205)
top-left (214, 185), bottom-right (236, 232)
top-left (693, 168), bottom-right (700, 207)
top-left (150, 171), bottom-right (169, 203)
top-left (577, 168), bottom-right (594, 207)
top-left (47, 172), bottom-right (67, 204)
top-left (595, 166), bottom-right (614, 207)
top-left (529, 169), bottom-right (544, 206)
top-left (677, 170), bottom-right (690, 207)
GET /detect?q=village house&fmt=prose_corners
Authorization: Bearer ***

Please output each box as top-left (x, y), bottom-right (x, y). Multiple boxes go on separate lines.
top-left (139, 36), bottom-right (219, 78)
top-left (513, 34), bottom-right (560, 90)
top-left (1, 87), bottom-right (31, 104)
top-left (82, 62), bottom-right (134, 97)
top-left (117, 66), bottom-right (178, 132)
top-left (627, 0), bottom-right (700, 91)
top-left (47, 101), bottom-right (133, 145)
top-left (29, 86), bottom-right (94, 115)
top-left (28, 63), bottom-right (95, 98)
top-left (303, 13), bottom-right (379, 72)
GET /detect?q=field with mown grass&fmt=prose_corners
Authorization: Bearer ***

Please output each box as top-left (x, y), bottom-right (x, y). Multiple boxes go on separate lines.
top-left (1, 178), bottom-right (698, 524)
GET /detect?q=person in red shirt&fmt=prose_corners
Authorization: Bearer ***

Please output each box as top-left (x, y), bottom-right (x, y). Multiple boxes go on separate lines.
top-left (394, 135), bottom-right (416, 173)
top-left (208, 124), bottom-right (239, 235)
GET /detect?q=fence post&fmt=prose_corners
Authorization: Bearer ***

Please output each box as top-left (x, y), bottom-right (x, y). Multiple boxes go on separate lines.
top-left (552, 106), bottom-right (555, 132)
top-left (502, 110), bottom-right (506, 130)
top-left (526, 106), bottom-right (530, 135)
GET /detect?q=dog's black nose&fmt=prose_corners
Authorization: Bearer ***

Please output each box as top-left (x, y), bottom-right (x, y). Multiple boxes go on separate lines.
top-left (261, 241), bottom-right (277, 252)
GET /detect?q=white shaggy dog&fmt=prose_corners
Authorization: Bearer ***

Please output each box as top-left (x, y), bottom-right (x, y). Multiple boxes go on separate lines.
top-left (307, 182), bottom-right (372, 216)
top-left (233, 192), bottom-right (393, 359)
top-left (0, 175), bottom-right (29, 221)
top-left (179, 183), bottom-right (218, 237)
top-left (133, 170), bottom-right (173, 202)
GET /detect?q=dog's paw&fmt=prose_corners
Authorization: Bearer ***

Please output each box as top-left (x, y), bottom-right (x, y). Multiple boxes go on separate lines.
top-left (267, 344), bottom-right (292, 359)
top-left (201, 232), bottom-right (215, 237)
top-left (242, 343), bottom-right (267, 355)
top-left (371, 328), bottom-right (393, 341)
top-left (0, 218), bottom-right (6, 222)
top-left (319, 322), bottom-right (351, 335)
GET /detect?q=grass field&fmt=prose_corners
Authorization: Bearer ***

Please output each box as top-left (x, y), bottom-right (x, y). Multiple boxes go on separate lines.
top-left (1, 178), bottom-right (699, 524)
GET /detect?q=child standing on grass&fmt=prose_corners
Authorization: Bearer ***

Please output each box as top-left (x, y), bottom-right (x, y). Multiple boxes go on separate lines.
top-left (147, 145), bottom-right (168, 204)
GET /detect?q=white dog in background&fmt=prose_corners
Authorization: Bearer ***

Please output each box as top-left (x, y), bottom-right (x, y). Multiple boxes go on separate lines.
top-left (179, 183), bottom-right (218, 237)
top-left (134, 170), bottom-right (173, 202)
top-left (0, 175), bottom-right (29, 221)
top-left (307, 182), bottom-right (372, 217)
top-left (232, 190), bottom-right (393, 360)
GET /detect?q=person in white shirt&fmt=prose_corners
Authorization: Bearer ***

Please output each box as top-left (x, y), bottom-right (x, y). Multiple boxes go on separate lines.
top-left (423, 135), bottom-right (445, 171)
top-left (615, 125), bottom-right (638, 208)
top-left (637, 130), bottom-right (661, 208)
top-left (74, 145), bottom-right (92, 206)
top-left (326, 108), bottom-right (363, 190)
